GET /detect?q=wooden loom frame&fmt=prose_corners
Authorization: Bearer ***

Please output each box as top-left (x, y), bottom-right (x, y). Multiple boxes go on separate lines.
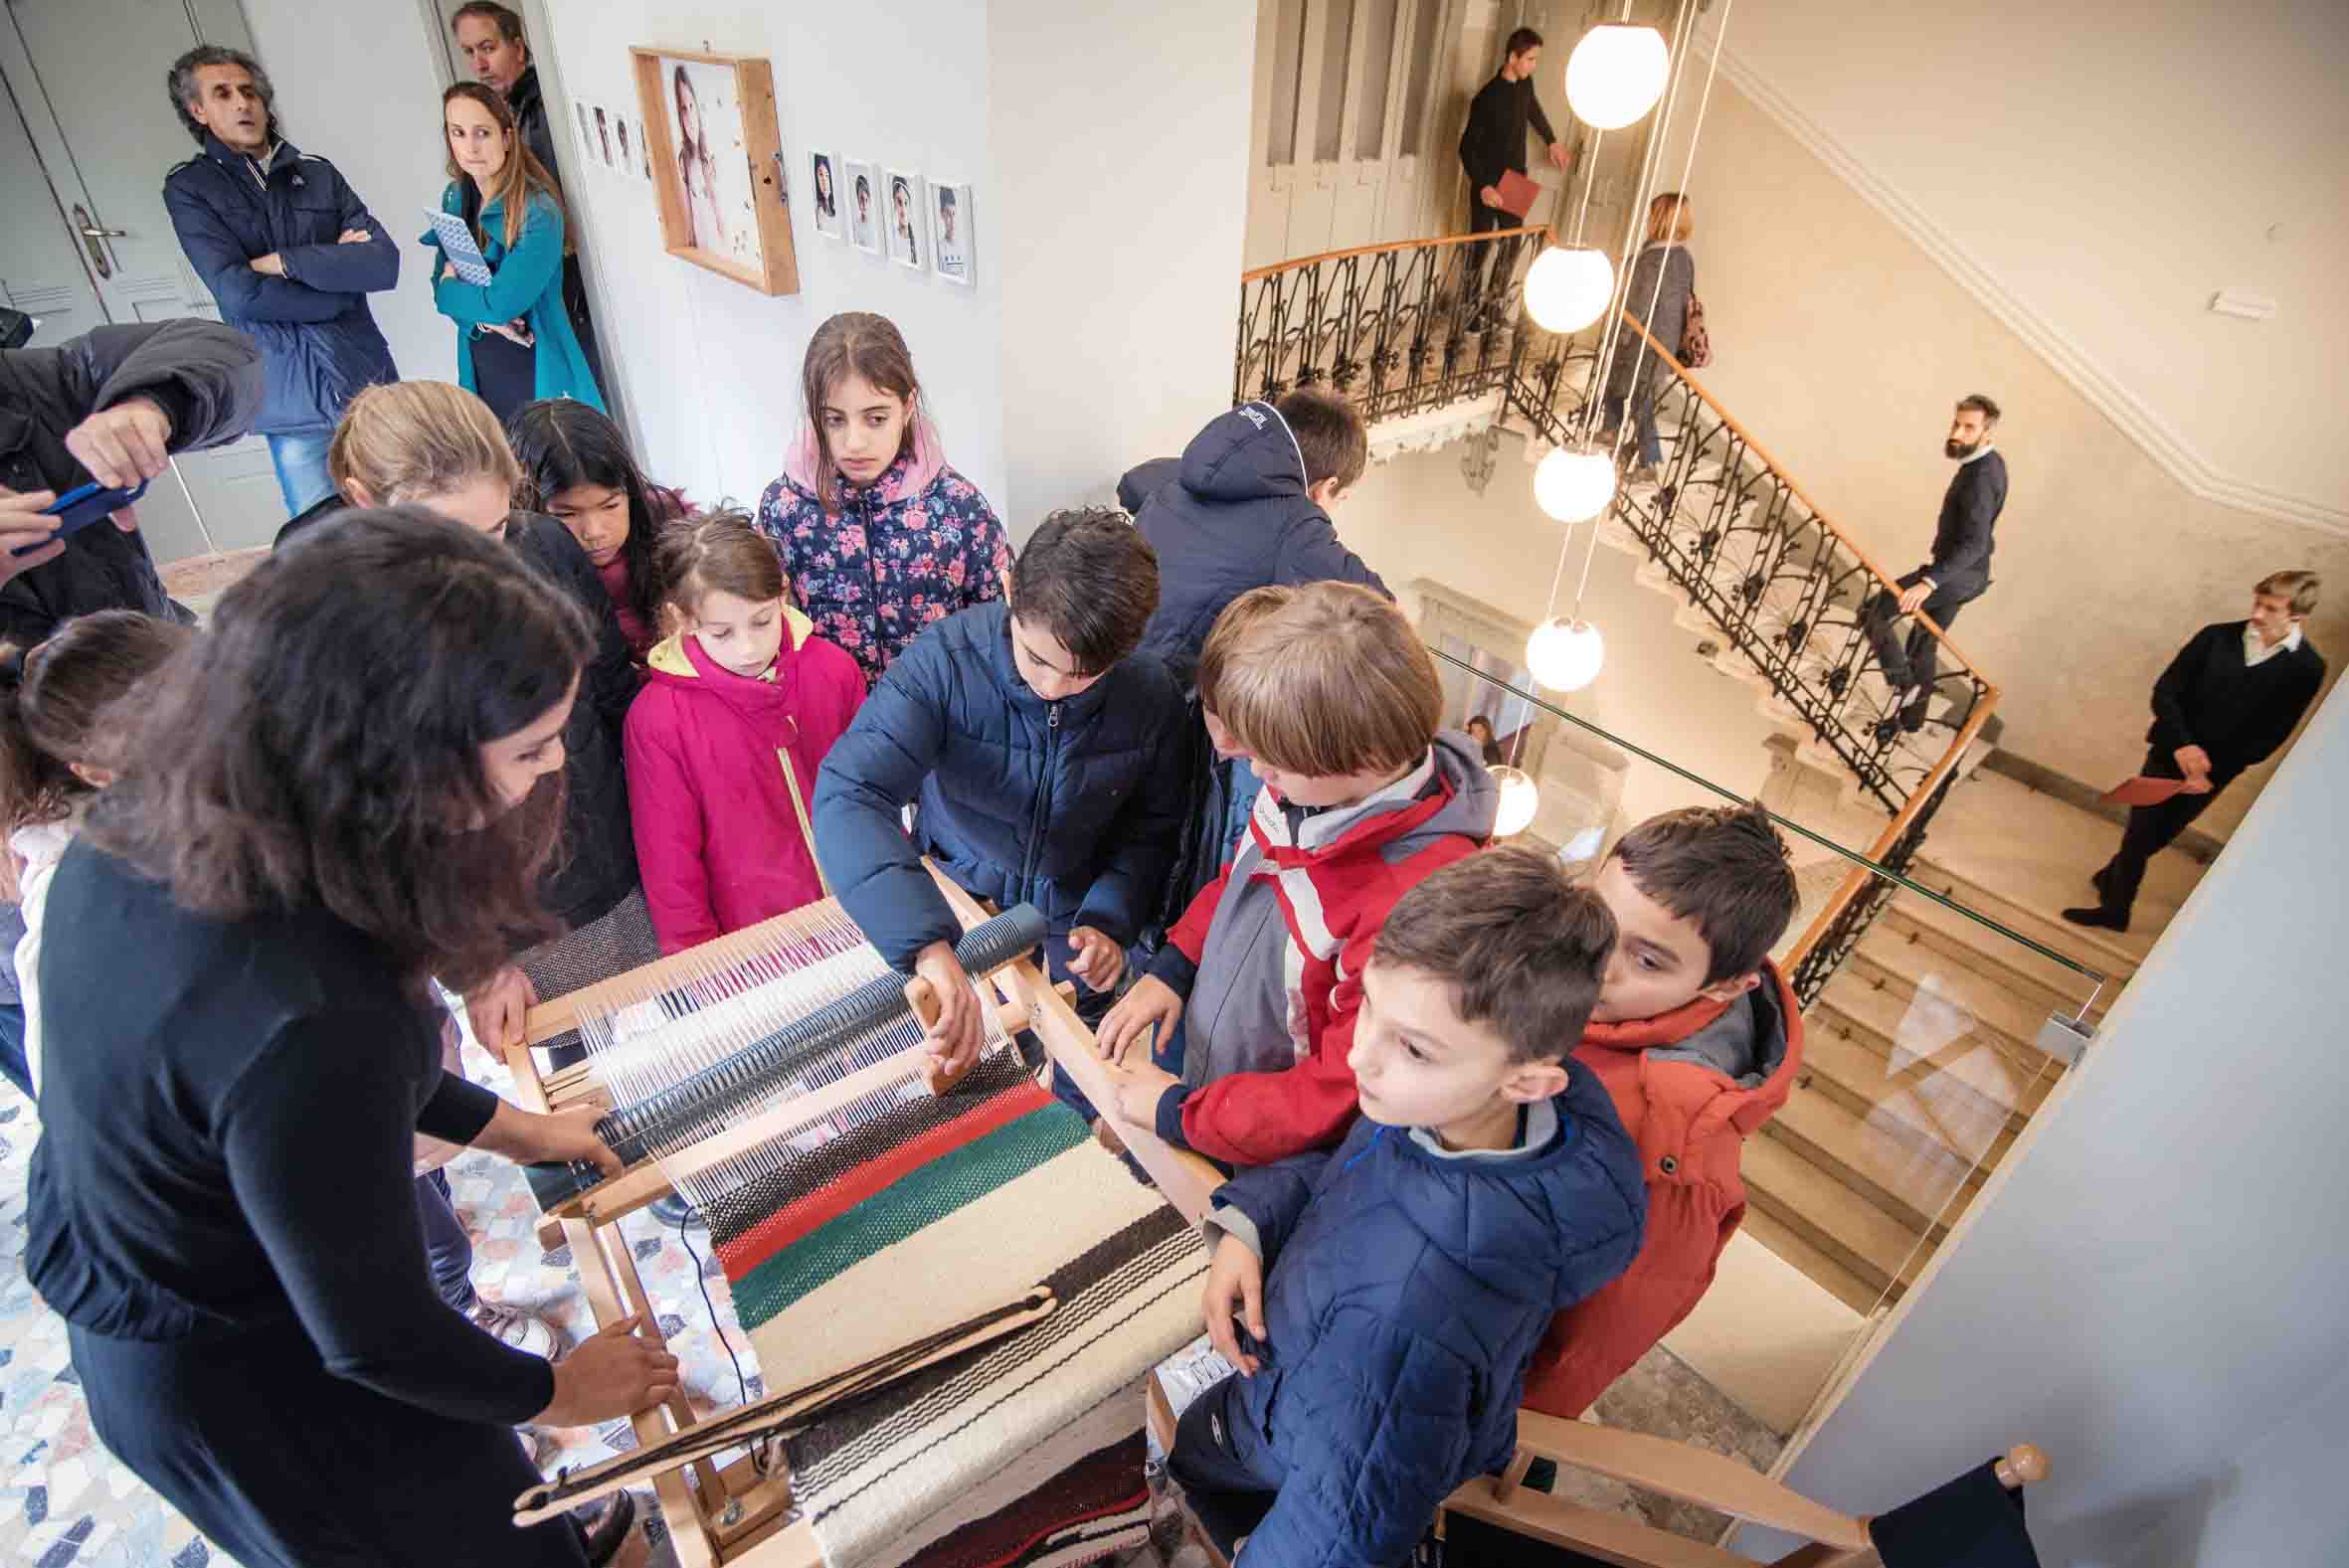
top-left (505, 866), bottom-right (1222, 1567)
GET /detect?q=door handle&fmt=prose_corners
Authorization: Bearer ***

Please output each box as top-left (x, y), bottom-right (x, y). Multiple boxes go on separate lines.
top-left (69, 205), bottom-right (113, 279)
top-left (78, 225), bottom-right (128, 239)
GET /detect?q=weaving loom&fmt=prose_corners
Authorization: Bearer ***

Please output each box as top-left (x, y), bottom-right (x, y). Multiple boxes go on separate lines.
top-left (504, 867), bottom-right (1222, 1568)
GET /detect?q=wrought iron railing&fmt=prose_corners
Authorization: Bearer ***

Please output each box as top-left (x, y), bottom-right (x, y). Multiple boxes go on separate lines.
top-left (1234, 229), bottom-right (2005, 1005)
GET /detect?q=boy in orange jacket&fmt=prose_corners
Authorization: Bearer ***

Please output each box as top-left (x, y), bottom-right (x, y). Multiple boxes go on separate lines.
top-left (1522, 800), bottom-right (1803, 1418)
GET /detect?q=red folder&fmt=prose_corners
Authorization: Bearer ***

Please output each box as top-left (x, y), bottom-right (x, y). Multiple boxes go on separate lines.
top-left (2099, 776), bottom-right (2189, 808)
top-left (1496, 170), bottom-right (1542, 219)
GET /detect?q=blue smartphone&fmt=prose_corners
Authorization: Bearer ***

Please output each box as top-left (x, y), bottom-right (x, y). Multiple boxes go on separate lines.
top-left (15, 479), bottom-right (150, 556)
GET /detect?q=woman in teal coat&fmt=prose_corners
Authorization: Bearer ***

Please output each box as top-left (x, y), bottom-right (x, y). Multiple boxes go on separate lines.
top-left (431, 83), bottom-right (604, 421)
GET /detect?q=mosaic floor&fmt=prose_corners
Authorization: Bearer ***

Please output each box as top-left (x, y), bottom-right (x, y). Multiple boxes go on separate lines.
top-left (0, 1029), bottom-right (1780, 1567)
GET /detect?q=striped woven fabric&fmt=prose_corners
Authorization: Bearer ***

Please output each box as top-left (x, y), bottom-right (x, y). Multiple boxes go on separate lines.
top-left (713, 1050), bottom-right (1205, 1567)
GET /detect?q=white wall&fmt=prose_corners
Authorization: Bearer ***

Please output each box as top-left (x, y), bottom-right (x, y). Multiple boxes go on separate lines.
top-left (534, 1), bottom-right (1006, 516)
top-left (245, 0), bottom-right (458, 386)
top-left (1739, 681), bottom-right (2349, 1565)
top-left (1696, 0), bottom-right (2349, 526)
top-left (989, 1), bottom-right (1256, 533)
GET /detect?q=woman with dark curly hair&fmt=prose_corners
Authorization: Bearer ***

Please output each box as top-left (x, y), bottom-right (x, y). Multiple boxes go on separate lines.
top-left (25, 510), bottom-right (676, 1566)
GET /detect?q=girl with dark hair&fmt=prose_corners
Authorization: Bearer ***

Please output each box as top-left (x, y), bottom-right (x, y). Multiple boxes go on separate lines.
top-left (672, 65), bottom-right (730, 252)
top-left (753, 311), bottom-right (1009, 685)
top-left (435, 81), bottom-right (604, 420)
top-left (509, 398), bottom-right (691, 660)
top-left (27, 511), bottom-right (675, 1568)
top-left (0, 610), bottom-right (190, 1100)
top-left (625, 512), bottom-right (864, 953)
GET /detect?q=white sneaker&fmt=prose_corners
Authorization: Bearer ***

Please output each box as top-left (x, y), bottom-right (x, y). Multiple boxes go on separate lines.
top-left (471, 1297), bottom-right (561, 1359)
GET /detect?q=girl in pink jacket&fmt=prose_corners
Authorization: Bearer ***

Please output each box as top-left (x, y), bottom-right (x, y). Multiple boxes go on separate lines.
top-left (624, 512), bottom-right (865, 953)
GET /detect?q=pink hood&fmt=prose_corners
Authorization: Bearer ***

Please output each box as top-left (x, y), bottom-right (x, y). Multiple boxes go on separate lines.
top-left (781, 412), bottom-right (949, 506)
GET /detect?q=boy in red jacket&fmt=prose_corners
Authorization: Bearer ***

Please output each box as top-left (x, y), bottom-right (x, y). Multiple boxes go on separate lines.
top-left (1098, 583), bottom-right (1499, 1165)
top-left (1522, 800), bottom-right (1803, 1418)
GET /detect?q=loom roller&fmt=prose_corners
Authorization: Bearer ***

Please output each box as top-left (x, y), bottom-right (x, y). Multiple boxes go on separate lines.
top-left (521, 903), bottom-right (1048, 1213)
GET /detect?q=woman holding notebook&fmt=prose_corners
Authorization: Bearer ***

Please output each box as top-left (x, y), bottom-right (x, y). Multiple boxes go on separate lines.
top-left (431, 83), bottom-right (604, 421)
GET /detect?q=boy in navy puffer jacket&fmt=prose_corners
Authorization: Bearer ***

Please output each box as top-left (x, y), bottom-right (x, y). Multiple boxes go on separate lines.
top-left (1171, 847), bottom-right (1645, 1564)
top-left (813, 509), bottom-right (1187, 1079)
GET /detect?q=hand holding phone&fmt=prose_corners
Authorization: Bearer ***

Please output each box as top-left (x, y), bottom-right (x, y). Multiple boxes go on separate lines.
top-left (7, 480), bottom-right (150, 557)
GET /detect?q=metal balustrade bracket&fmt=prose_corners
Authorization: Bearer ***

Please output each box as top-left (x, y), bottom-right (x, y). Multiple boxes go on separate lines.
top-left (2037, 1011), bottom-right (2094, 1067)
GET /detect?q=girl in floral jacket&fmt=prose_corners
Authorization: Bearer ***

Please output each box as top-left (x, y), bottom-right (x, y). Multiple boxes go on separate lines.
top-left (754, 312), bottom-right (1009, 686)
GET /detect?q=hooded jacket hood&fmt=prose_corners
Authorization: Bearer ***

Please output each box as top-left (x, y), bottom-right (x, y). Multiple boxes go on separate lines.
top-left (780, 410), bottom-right (949, 508)
top-left (1174, 400), bottom-right (1310, 505)
top-left (1574, 958), bottom-right (1800, 1147)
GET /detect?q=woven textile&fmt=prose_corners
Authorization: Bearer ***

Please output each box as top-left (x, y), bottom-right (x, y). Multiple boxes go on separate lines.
top-left (515, 887), bottom-right (661, 1057)
top-left (717, 1067), bottom-right (1204, 1567)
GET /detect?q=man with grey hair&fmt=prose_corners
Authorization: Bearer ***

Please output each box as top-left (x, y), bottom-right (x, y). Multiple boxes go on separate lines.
top-left (160, 46), bottom-right (398, 517)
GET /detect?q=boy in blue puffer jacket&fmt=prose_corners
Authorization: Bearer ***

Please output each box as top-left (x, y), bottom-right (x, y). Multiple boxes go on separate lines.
top-left (813, 508), bottom-right (1187, 1078)
top-left (1171, 846), bottom-right (1645, 1564)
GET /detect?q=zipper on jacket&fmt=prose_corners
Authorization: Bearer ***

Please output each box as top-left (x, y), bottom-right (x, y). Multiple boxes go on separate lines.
top-left (1019, 701), bottom-right (1062, 897)
top-left (858, 489), bottom-right (882, 655)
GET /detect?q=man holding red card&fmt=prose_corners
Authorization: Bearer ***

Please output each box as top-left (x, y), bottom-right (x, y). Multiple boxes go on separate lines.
top-left (1457, 28), bottom-right (1572, 327)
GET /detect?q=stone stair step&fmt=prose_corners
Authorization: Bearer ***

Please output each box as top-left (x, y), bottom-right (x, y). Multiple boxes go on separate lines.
top-left (1878, 890), bottom-right (2106, 1021)
top-left (1766, 1083), bottom-right (1981, 1237)
top-left (1796, 1020), bottom-right (2022, 1173)
top-left (1809, 973), bottom-right (2059, 1123)
top-left (1843, 932), bottom-right (2064, 1059)
top-left (1735, 1206), bottom-right (1884, 1317)
top-left (1741, 1134), bottom-right (1927, 1302)
top-left (1909, 858), bottom-right (2142, 987)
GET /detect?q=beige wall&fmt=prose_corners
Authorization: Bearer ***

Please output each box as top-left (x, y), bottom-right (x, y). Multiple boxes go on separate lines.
top-left (1341, 437), bottom-right (1791, 833)
top-left (1650, 80), bottom-right (2345, 839)
top-left (1697, 0), bottom-right (2349, 523)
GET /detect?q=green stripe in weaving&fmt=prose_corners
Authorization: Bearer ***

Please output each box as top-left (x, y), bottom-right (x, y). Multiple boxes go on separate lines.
top-left (728, 1104), bottom-right (1089, 1333)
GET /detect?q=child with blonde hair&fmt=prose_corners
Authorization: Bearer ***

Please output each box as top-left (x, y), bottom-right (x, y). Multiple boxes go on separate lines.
top-left (626, 513), bottom-right (864, 953)
top-left (1098, 582), bottom-right (1498, 1164)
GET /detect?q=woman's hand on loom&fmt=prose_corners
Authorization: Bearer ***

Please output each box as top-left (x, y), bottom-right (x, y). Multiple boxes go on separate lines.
top-left (1096, 975), bottom-right (1181, 1065)
top-left (911, 941), bottom-right (984, 1078)
top-left (535, 1312), bottom-right (680, 1426)
top-left (1202, 1234), bottom-right (1267, 1377)
top-left (476, 1102), bottom-right (624, 1178)
top-left (464, 964), bottom-right (538, 1052)
top-left (1064, 927), bottom-right (1126, 991)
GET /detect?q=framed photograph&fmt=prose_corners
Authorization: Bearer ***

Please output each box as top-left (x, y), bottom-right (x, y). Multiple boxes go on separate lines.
top-left (929, 179), bottom-right (972, 286)
top-left (809, 152), bottom-right (842, 240)
top-left (633, 114), bottom-right (651, 180)
top-left (632, 47), bottom-right (798, 295)
top-left (574, 102), bottom-right (594, 164)
top-left (616, 114), bottom-right (632, 175)
top-left (593, 104), bottom-right (614, 169)
top-left (882, 169), bottom-right (925, 271)
top-left (843, 159), bottom-right (880, 256)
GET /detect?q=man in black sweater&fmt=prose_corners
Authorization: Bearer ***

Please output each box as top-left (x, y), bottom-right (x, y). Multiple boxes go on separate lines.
top-left (2065, 572), bottom-right (2326, 933)
top-left (1458, 28), bottom-right (1571, 322)
top-left (1864, 394), bottom-right (2008, 733)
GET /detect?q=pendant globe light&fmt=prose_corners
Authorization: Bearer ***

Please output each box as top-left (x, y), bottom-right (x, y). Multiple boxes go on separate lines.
top-left (1565, 24), bottom-right (1670, 129)
top-left (1533, 444), bottom-right (1618, 523)
top-left (1523, 245), bottom-right (1615, 333)
top-left (1488, 765), bottom-right (1540, 839)
top-left (1527, 616), bottom-right (1606, 692)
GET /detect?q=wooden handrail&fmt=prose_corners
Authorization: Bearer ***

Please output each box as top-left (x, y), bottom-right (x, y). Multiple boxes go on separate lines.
top-left (1238, 223), bottom-right (1551, 283)
top-left (1781, 678), bottom-right (2002, 975)
top-left (1586, 308), bottom-right (1992, 689)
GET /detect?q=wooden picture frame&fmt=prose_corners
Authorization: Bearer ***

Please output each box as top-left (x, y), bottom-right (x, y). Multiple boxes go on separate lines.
top-left (632, 46), bottom-right (798, 296)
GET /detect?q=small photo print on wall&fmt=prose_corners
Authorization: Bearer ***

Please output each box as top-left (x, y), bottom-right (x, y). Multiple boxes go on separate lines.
top-left (634, 115), bottom-right (651, 180)
top-left (844, 160), bottom-right (880, 255)
top-left (929, 180), bottom-right (972, 285)
top-left (810, 152), bottom-right (841, 240)
top-left (575, 102), bottom-right (594, 163)
top-left (616, 115), bottom-right (632, 174)
top-left (884, 169), bottom-right (924, 271)
top-left (594, 104), bottom-right (614, 169)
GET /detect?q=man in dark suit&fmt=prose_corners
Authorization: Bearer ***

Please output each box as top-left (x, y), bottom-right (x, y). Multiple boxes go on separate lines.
top-left (1864, 394), bottom-right (2008, 734)
top-left (2065, 572), bottom-right (2326, 933)
top-left (1457, 28), bottom-right (1571, 326)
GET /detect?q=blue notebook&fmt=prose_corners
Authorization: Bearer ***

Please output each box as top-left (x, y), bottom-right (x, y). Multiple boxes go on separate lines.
top-left (423, 209), bottom-right (493, 285)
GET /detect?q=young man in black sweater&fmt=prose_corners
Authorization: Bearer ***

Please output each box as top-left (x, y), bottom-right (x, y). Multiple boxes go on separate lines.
top-left (2065, 571), bottom-right (2326, 933)
top-left (1864, 393), bottom-right (2009, 734)
top-left (1457, 28), bottom-right (1571, 323)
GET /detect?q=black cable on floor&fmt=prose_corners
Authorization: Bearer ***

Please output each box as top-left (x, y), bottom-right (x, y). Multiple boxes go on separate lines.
top-left (672, 1204), bottom-right (757, 1443)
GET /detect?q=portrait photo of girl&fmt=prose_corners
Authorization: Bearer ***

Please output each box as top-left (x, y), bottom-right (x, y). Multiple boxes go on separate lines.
top-left (670, 64), bottom-right (732, 254)
top-left (811, 151), bottom-right (841, 240)
top-left (885, 169), bottom-right (923, 271)
top-left (844, 159), bottom-right (879, 255)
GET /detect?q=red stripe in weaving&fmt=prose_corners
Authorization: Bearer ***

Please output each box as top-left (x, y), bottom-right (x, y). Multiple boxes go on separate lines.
top-left (715, 1080), bottom-right (1055, 1278)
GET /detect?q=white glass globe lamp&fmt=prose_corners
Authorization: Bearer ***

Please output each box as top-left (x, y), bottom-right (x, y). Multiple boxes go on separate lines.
top-left (1489, 765), bottom-right (1540, 838)
top-left (1565, 25), bottom-right (1670, 130)
top-left (1533, 444), bottom-right (1617, 522)
top-left (1523, 245), bottom-right (1614, 332)
top-left (1527, 616), bottom-right (1606, 692)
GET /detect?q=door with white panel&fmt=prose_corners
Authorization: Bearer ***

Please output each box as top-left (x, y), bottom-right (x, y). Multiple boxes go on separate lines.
top-left (1, 0), bottom-right (283, 558)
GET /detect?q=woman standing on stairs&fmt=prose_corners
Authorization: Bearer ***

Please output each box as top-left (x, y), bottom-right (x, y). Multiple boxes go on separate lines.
top-left (1599, 192), bottom-right (1697, 488)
